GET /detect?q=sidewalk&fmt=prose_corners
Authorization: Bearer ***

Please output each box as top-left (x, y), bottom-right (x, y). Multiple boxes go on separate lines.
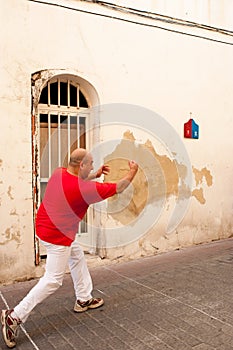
top-left (1, 238), bottom-right (233, 350)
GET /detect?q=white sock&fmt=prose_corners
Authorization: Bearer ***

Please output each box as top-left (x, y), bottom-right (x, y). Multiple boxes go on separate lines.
top-left (11, 310), bottom-right (20, 322)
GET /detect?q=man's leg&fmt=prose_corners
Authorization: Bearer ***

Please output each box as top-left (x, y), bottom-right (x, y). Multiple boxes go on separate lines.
top-left (13, 241), bottom-right (71, 322)
top-left (1, 241), bottom-right (71, 347)
top-left (69, 240), bottom-right (93, 301)
top-left (69, 240), bottom-right (104, 312)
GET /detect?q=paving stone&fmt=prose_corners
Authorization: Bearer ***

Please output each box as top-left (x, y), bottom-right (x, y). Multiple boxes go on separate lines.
top-left (1, 238), bottom-right (233, 350)
top-left (192, 344), bottom-right (216, 350)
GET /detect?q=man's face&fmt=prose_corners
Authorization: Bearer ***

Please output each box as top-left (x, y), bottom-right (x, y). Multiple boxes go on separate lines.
top-left (80, 153), bottom-right (94, 179)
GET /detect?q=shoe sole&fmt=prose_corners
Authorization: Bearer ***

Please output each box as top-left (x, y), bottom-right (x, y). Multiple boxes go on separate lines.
top-left (74, 299), bottom-right (104, 313)
top-left (87, 299), bottom-right (104, 309)
top-left (73, 305), bottom-right (88, 313)
top-left (1, 310), bottom-right (16, 349)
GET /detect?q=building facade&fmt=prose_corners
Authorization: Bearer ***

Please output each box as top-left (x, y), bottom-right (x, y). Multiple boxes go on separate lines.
top-left (0, 0), bottom-right (233, 283)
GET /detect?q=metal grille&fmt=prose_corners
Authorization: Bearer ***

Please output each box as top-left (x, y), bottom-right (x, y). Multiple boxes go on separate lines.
top-left (38, 78), bottom-right (89, 234)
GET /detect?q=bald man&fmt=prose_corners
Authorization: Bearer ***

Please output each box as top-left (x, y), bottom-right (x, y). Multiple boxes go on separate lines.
top-left (1, 148), bottom-right (138, 348)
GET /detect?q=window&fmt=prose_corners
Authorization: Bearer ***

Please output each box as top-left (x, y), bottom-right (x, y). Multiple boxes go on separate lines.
top-left (38, 77), bottom-right (89, 234)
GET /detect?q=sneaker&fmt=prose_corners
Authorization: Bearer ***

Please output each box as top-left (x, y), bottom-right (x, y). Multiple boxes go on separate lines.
top-left (74, 298), bottom-right (104, 313)
top-left (1, 310), bottom-right (21, 348)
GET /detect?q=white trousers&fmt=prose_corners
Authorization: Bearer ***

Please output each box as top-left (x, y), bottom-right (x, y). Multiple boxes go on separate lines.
top-left (14, 240), bottom-right (93, 323)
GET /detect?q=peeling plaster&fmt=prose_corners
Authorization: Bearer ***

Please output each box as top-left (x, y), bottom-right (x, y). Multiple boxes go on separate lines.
top-left (10, 209), bottom-right (17, 216)
top-left (104, 131), bottom-right (214, 225)
top-left (192, 166), bottom-right (213, 204)
top-left (7, 186), bottom-right (14, 200)
top-left (104, 131), bottom-right (190, 225)
top-left (193, 167), bottom-right (213, 186)
top-left (192, 188), bottom-right (206, 204)
top-left (143, 138), bottom-right (179, 197)
top-left (1, 226), bottom-right (21, 245)
top-left (32, 69), bottom-right (67, 114)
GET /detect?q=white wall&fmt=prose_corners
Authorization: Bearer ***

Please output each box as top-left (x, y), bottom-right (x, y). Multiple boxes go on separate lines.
top-left (0, 0), bottom-right (232, 283)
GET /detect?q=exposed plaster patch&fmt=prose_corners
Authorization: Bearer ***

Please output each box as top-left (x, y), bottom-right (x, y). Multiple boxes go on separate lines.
top-left (192, 188), bottom-right (206, 204)
top-left (193, 166), bottom-right (213, 186)
top-left (104, 131), bottom-right (214, 224)
top-left (192, 166), bottom-right (213, 204)
top-left (144, 139), bottom-right (180, 197)
top-left (123, 130), bottom-right (135, 141)
top-left (32, 69), bottom-right (66, 114)
top-left (10, 209), bottom-right (17, 216)
top-left (7, 186), bottom-right (14, 200)
top-left (1, 227), bottom-right (21, 245)
top-left (104, 131), bottom-right (189, 225)
top-left (106, 159), bottom-right (147, 225)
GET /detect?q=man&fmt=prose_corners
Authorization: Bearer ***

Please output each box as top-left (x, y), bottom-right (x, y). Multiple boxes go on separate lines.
top-left (1, 148), bottom-right (138, 348)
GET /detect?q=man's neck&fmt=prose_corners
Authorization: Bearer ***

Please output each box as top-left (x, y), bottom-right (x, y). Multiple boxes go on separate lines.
top-left (67, 166), bottom-right (79, 177)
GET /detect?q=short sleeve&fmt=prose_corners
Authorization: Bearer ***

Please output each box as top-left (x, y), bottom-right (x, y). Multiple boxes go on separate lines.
top-left (96, 182), bottom-right (117, 200)
top-left (79, 180), bottom-right (117, 205)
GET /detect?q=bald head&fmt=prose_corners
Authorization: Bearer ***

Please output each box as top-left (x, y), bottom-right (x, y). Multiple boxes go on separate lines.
top-left (69, 148), bottom-right (88, 167)
top-left (68, 148), bottom-right (94, 178)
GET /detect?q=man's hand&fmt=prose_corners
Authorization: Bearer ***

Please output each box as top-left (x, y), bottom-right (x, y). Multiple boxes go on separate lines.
top-left (95, 165), bottom-right (110, 178)
top-left (116, 160), bottom-right (138, 193)
top-left (86, 165), bottom-right (110, 180)
top-left (128, 160), bottom-right (138, 173)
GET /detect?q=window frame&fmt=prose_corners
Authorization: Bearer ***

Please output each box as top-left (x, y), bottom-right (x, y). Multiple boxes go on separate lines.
top-left (32, 71), bottom-right (100, 265)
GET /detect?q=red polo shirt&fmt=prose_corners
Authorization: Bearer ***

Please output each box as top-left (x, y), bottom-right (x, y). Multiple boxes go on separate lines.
top-left (36, 168), bottom-right (117, 246)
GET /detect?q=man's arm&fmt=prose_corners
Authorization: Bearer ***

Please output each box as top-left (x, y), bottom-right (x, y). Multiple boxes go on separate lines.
top-left (116, 161), bottom-right (138, 193)
top-left (87, 161), bottom-right (138, 193)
